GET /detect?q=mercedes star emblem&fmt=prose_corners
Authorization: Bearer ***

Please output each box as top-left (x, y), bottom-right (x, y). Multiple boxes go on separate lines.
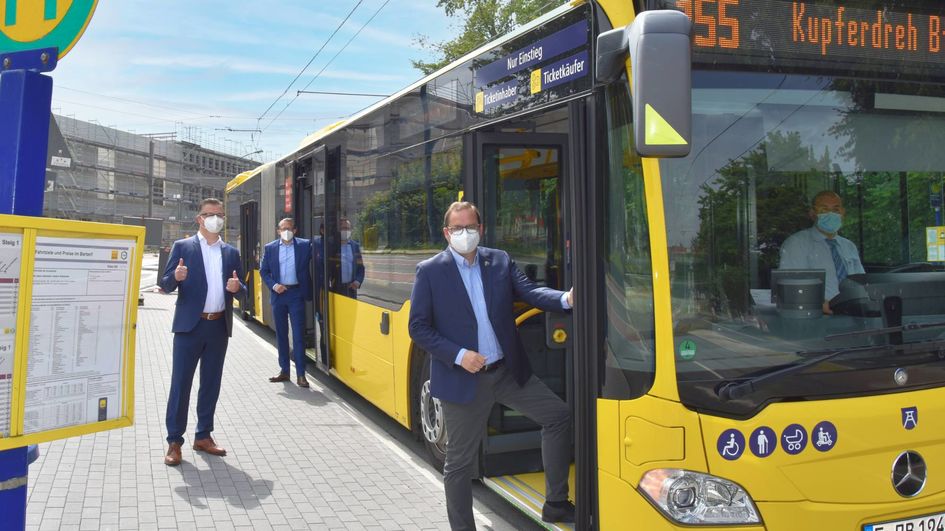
top-left (891, 451), bottom-right (927, 498)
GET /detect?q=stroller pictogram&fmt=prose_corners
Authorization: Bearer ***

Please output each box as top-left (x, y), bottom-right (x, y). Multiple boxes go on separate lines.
top-left (721, 433), bottom-right (741, 457)
top-left (783, 428), bottom-right (805, 451)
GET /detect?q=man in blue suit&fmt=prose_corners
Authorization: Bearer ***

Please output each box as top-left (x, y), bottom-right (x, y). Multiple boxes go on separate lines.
top-left (160, 198), bottom-right (245, 466)
top-left (260, 217), bottom-right (313, 387)
top-left (408, 201), bottom-right (575, 529)
top-left (339, 218), bottom-right (365, 298)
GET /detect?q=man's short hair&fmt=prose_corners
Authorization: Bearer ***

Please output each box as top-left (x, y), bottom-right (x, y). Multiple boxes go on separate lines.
top-left (811, 190), bottom-right (841, 208)
top-left (443, 201), bottom-right (481, 227)
top-left (278, 217), bottom-right (294, 228)
top-left (198, 198), bottom-right (223, 211)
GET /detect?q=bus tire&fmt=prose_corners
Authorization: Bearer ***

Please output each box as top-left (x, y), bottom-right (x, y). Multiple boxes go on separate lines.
top-left (413, 350), bottom-right (447, 471)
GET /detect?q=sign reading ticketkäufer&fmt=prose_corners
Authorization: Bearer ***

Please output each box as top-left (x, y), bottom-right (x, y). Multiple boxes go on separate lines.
top-left (530, 50), bottom-right (588, 94)
top-left (473, 9), bottom-right (591, 115)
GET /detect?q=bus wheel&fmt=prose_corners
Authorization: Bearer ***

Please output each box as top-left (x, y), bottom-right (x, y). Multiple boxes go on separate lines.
top-left (418, 358), bottom-right (447, 471)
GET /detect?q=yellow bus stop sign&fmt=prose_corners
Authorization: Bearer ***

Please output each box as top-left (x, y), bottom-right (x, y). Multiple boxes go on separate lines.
top-left (0, 0), bottom-right (97, 59)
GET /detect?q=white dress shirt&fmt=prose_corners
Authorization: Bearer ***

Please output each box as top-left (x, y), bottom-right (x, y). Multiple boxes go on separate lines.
top-left (779, 226), bottom-right (865, 300)
top-left (198, 233), bottom-right (225, 313)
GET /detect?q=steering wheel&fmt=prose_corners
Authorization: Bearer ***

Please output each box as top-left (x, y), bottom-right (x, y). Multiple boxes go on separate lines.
top-left (887, 262), bottom-right (937, 273)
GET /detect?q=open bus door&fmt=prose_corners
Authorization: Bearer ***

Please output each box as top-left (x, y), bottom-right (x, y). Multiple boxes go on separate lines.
top-left (292, 159), bottom-right (318, 352)
top-left (239, 200), bottom-right (259, 319)
top-left (301, 146), bottom-right (330, 373)
top-left (473, 131), bottom-right (575, 520)
top-left (317, 146), bottom-right (340, 374)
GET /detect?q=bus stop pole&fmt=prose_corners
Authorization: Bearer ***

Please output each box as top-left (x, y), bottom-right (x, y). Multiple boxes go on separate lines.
top-left (0, 48), bottom-right (57, 531)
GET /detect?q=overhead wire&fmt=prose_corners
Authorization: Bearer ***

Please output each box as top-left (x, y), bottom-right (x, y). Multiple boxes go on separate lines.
top-left (57, 85), bottom-right (307, 122)
top-left (256, 0), bottom-right (365, 126)
top-left (56, 86), bottom-right (212, 119)
top-left (260, 0), bottom-right (393, 134)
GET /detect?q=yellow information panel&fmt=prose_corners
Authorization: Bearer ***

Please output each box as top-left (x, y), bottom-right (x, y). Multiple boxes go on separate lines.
top-left (927, 226), bottom-right (945, 262)
top-left (0, 214), bottom-right (143, 450)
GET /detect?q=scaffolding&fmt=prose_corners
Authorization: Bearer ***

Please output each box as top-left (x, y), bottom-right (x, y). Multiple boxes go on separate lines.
top-left (46, 115), bottom-right (263, 246)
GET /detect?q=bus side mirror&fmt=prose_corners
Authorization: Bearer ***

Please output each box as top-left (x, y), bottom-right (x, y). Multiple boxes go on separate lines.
top-left (596, 11), bottom-right (693, 158)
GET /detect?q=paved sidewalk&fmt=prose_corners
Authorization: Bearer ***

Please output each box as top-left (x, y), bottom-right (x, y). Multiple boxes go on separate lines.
top-left (24, 291), bottom-right (516, 530)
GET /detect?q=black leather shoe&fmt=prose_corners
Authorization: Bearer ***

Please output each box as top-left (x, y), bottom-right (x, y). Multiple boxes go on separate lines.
top-left (542, 500), bottom-right (575, 523)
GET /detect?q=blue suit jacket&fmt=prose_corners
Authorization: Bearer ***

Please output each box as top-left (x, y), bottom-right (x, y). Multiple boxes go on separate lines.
top-left (259, 238), bottom-right (314, 305)
top-left (159, 235), bottom-right (246, 337)
top-left (343, 239), bottom-right (365, 285)
top-left (408, 247), bottom-right (568, 404)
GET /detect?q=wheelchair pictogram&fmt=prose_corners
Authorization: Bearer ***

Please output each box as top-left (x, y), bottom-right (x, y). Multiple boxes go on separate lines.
top-left (722, 434), bottom-right (740, 456)
top-left (716, 429), bottom-right (745, 461)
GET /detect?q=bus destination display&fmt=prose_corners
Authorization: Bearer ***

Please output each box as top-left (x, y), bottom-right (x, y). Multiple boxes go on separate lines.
top-left (652, 0), bottom-right (945, 79)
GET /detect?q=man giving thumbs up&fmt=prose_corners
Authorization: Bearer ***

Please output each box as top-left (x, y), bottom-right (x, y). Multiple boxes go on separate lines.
top-left (159, 198), bottom-right (245, 467)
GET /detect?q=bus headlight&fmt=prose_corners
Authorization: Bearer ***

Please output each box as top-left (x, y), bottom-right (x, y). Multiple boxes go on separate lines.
top-left (638, 469), bottom-right (761, 525)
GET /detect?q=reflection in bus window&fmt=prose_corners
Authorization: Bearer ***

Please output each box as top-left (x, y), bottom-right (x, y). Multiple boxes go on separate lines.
top-left (601, 82), bottom-right (656, 400)
top-left (343, 134), bottom-right (462, 308)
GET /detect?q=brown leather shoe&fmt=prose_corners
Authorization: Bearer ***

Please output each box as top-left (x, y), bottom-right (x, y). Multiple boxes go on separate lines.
top-left (193, 437), bottom-right (227, 456)
top-left (164, 442), bottom-right (182, 466)
top-left (269, 373), bottom-right (290, 382)
top-left (297, 376), bottom-right (310, 388)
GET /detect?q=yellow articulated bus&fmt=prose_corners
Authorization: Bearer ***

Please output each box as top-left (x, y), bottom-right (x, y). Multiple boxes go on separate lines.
top-left (226, 0), bottom-right (945, 528)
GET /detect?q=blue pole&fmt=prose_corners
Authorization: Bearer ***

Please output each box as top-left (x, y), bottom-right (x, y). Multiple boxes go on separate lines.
top-left (0, 47), bottom-right (58, 531)
top-left (0, 448), bottom-right (28, 528)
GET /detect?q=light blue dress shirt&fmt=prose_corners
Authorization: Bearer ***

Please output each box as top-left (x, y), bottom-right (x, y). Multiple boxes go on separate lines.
top-left (449, 247), bottom-right (571, 366)
top-left (278, 240), bottom-right (298, 286)
top-left (779, 226), bottom-right (865, 300)
top-left (341, 241), bottom-right (353, 284)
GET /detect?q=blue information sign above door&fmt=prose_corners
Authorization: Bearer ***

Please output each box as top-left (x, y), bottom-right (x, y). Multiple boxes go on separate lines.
top-left (473, 10), bottom-right (591, 116)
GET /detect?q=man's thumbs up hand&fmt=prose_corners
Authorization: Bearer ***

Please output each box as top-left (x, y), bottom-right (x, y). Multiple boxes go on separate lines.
top-left (226, 270), bottom-right (241, 293)
top-left (174, 258), bottom-right (188, 282)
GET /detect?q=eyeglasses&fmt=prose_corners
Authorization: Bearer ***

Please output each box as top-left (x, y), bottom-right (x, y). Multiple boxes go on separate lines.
top-left (446, 225), bottom-right (479, 235)
top-left (199, 212), bottom-right (225, 219)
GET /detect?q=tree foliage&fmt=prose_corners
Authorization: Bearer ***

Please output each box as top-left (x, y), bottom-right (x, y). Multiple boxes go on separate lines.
top-left (412, 0), bottom-right (568, 75)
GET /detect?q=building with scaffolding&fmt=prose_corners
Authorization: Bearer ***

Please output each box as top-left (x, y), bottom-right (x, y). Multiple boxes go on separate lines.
top-left (45, 115), bottom-right (264, 246)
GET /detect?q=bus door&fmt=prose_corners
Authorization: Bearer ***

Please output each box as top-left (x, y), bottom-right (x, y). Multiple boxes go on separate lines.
top-left (475, 132), bottom-right (572, 479)
top-left (239, 200), bottom-right (259, 319)
top-left (292, 157), bottom-right (317, 350)
top-left (311, 146), bottom-right (330, 372)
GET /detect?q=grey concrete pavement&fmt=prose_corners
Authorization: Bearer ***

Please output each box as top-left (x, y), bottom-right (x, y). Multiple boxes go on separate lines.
top-left (24, 290), bottom-right (524, 530)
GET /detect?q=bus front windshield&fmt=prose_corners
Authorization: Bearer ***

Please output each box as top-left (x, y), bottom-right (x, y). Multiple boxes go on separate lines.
top-left (660, 71), bottom-right (945, 418)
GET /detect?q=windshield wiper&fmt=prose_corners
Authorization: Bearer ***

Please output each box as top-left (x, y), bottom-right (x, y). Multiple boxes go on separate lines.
top-left (716, 339), bottom-right (945, 401)
top-left (825, 320), bottom-right (945, 342)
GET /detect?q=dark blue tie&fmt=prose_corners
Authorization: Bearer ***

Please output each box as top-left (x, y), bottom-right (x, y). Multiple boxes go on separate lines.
top-left (826, 238), bottom-right (847, 282)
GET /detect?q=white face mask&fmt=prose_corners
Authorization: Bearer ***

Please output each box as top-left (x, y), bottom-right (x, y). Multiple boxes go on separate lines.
top-left (280, 229), bottom-right (294, 242)
top-left (203, 215), bottom-right (224, 234)
top-left (341, 230), bottom-right (352, 241)
top-left (449, 230), bottom-right (480, 255)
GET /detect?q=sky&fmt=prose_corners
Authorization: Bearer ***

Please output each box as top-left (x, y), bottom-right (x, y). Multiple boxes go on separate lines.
top-left (48, 0), bottom-right (456, 162)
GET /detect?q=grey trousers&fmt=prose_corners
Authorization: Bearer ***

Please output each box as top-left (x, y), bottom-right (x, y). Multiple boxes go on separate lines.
top-left (441, 365), bottom-right (571, 531)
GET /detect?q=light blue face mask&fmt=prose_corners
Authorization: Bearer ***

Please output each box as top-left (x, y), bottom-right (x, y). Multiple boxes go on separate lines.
top-left (817, 212), bottom-right (842, 234)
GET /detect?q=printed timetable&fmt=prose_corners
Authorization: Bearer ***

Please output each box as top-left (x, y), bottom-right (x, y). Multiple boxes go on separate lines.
top-left (23, 237), bottom-right (134, 434)
top-left (0, 234), bottom-right (21, 438)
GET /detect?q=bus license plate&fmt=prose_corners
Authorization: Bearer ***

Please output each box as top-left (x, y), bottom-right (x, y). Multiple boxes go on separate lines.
top-left (864, 511), bottom-right (945, 531)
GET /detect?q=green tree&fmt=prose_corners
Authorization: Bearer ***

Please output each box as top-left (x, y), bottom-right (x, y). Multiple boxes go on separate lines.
top-left (412, 0), bottom-right (567, 75)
